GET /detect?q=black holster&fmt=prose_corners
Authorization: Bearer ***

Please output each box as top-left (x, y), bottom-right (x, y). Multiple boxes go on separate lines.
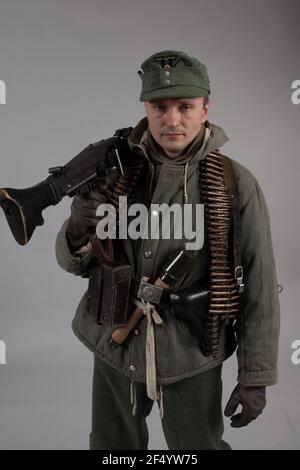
top-left (87, 263), bottom-right (132, 327)
top-left (169, 281), bottom-right (211, 356)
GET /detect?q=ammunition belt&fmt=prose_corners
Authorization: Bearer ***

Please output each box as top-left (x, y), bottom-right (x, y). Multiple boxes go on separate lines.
top-left (200, 151), bottom-right (241, 358)
top-left (92, 152), bottom-right (147, 265)
top-left (107, 157), bottom-right (146, 212)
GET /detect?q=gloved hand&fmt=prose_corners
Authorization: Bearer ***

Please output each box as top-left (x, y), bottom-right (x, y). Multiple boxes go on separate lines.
top-left (224, 383), bottom-right (266, 427)
top-left (67, 190), bottom-right (107, 249)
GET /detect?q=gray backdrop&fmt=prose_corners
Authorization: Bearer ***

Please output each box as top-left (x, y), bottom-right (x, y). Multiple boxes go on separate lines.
top-left (0, 0), bottom-right (299, 450)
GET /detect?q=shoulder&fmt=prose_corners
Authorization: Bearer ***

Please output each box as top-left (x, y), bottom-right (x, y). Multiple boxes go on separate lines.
top-left (231, 157), bottom-right (257, 190)
top-left (214, 151), bottom-right (259, 209)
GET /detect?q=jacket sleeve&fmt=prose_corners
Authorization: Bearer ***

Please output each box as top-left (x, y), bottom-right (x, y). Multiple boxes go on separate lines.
top-left (236, 180), bottom-right (280, 386)
top-left (55, 218), bottom-right (93, 276)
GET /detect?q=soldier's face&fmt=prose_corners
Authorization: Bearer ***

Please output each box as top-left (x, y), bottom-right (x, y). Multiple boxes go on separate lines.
top-left (145, 97), bottom-right (209, 158)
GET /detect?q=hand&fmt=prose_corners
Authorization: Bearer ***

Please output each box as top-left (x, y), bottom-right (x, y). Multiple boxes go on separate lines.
top-left (224, 383), bottom-right (266, 427)
top-left (67, 190), bottom-right (107, 249)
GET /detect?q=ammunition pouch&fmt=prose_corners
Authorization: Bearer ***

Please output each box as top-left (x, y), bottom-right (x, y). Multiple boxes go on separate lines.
top-left (87, 263), bottom-right (132, 327)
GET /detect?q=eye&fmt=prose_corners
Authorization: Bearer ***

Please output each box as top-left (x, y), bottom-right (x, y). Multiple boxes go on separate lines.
top-left (181, 104), bottom-right (192, 111)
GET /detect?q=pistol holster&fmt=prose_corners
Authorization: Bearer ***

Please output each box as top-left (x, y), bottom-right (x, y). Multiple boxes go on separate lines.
top-left (169, 281), bottom-right (211, 356)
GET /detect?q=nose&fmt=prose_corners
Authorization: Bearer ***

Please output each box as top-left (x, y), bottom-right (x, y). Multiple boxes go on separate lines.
top-left (164, 106), bottom-right (181, 127)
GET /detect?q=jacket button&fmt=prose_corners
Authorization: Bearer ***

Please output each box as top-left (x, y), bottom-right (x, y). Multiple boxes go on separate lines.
top-left (133, 328), bottom-right (140, 336)
top-left (144, 250), bottom-right (152, 259)
top-left (129, 364), bottom-right (136, 371)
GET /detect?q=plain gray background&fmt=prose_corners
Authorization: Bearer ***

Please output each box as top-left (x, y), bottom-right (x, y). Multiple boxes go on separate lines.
top-left (0, 0), bottom-right (299, 449)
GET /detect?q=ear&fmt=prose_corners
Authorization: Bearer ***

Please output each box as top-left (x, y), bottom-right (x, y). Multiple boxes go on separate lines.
top-left (204, 98), bottom-right (210, 110)
top-left (201, 101), bottom-right (209, 123)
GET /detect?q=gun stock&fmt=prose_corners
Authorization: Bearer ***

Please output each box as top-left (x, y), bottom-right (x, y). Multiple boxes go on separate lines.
top-left (0, 182), bottom-right (55, 245)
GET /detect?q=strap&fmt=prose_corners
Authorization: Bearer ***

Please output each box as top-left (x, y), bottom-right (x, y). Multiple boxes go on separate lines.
top-left (222, 154), bottom-right (244, 293)
top-left (90, 236), bottom-right (115, 266)
top-left (132, 276), bottom-right (163, 402)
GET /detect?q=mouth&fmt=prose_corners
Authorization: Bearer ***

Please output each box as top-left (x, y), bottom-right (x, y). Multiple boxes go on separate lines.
top-left (162, 133), bottom-right (184, 137)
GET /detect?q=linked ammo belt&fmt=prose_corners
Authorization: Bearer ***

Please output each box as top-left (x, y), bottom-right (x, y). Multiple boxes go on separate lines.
top-left (200, 151), bottom-right (243, 358)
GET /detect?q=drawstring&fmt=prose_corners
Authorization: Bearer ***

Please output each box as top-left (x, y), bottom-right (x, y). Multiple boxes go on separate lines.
top-left (130, 380), bottom-right (137, 416)
top-left (158, 385), bottom-right (164, 419)
top-left (130, 381), bottom-right (164, 419)
top-left (182, 126), bottom-right (211, 205)
top-left (183, 162), bottom-right (189, 204)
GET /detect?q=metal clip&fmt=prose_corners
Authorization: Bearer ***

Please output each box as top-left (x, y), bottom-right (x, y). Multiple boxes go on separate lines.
top-left (234, 265), bottom-right (244, 293)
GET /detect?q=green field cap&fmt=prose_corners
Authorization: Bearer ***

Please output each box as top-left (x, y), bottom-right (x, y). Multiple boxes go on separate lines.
top-left (138, 50), bottom-right (210, 101)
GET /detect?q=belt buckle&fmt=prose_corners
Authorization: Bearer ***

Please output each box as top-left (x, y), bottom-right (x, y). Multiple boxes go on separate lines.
top-left (137, 281), bottom-right (163, 305)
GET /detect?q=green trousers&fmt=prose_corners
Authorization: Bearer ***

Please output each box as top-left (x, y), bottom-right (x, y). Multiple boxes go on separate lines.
top-left (90, 355), bottom-right (231, 450)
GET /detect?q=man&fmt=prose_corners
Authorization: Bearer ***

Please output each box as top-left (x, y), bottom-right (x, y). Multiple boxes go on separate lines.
top-left (55, 50), bottom-right (280, 450)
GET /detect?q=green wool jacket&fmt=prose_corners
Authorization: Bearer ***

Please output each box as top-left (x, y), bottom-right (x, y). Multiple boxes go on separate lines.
top-left (55, 118), bottom-right (280, 387)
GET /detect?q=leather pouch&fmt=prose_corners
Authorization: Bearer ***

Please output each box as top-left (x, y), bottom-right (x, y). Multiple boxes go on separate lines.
top-left (169, 281), bottom-right (211, 356)
top-left (87, 263), bottom-right (132, 327)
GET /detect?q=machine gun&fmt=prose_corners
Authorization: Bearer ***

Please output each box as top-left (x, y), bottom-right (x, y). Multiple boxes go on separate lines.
top-left (0, 127), bottom-right (132, 245)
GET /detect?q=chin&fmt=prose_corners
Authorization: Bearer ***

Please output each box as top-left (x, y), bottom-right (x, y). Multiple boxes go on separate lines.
top-left (164, 148), bottom-right (184, 158)
top-left (165, 146), bottom-right (183, 153)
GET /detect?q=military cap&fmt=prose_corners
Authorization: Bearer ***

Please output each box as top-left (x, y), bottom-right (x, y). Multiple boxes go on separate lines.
top-left (138, 50), bottom-right (210, 101)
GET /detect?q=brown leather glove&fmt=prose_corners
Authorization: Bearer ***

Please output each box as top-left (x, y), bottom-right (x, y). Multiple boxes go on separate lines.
top-left (67, 190), bottom-right (107, 250)
top-left (224, 383), bottom-right (266, 427)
